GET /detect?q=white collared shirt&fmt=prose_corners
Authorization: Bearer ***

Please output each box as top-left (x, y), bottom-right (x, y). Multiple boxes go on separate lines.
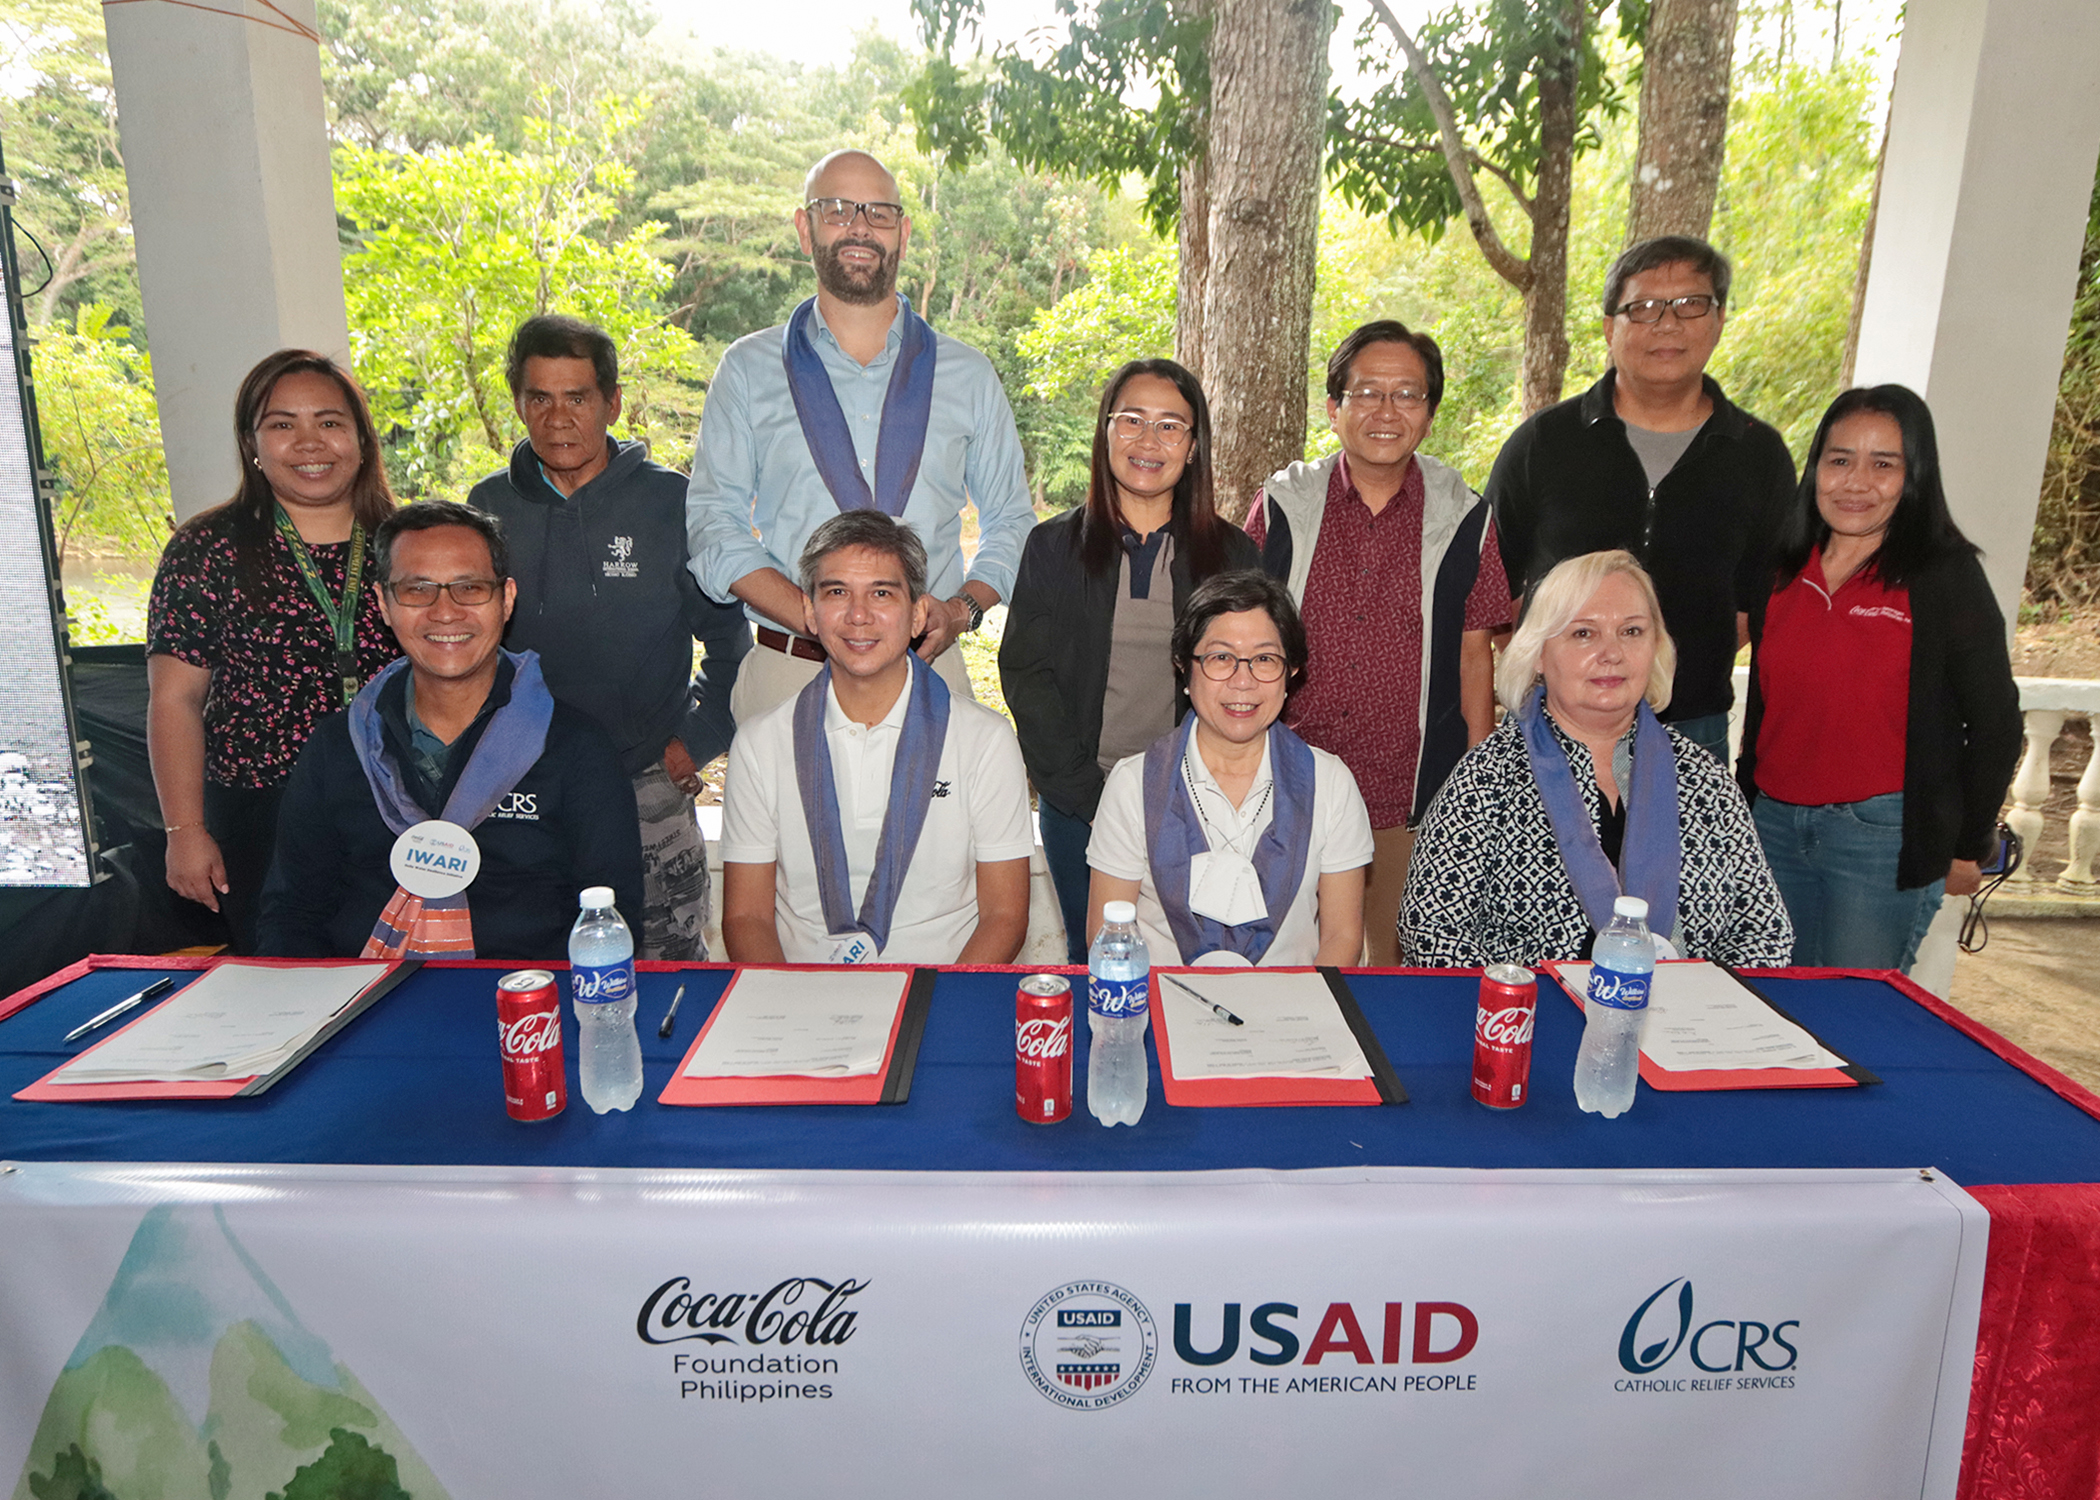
top-left (721, 679), bottom-right (1036, 963)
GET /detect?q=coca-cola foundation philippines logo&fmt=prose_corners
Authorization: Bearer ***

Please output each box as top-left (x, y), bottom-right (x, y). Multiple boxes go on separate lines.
top-left (1020, 1281), bottom-right (1158, 1410)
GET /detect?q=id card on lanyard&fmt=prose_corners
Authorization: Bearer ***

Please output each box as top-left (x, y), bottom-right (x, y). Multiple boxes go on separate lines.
top-left (274, 505), bottom-right (366, 705)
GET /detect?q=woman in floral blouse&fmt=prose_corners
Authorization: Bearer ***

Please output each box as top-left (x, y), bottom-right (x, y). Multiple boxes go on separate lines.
top-left (1398, 550), bottom-right (1792, 970)
top-left (146, 351), bottom-right (400, 951)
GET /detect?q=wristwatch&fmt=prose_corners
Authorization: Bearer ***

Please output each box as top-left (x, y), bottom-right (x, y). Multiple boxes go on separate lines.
top-left (955, 592), bottom-right (986, 633)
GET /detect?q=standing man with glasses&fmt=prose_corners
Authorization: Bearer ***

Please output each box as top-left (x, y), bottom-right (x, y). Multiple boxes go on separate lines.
top-left (685, 149), bottom-right (1036, 723)
top-left (1487, 235), bottom-right (1797, 764)
top-left (259, 502), bottom-right (643, 959)
top-left (1244, 321), bottom-right (1511, 963)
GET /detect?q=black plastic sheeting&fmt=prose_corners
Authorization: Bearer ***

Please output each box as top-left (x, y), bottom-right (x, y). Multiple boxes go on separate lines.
top-left (0, 645), bottom-right (228, 997)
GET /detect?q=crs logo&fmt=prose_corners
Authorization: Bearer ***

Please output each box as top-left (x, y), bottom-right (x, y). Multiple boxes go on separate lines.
top-left (489, 791), bottom-right (539, 820)
top-left (1019, 1282), bottom-right (1158, 1410)
top-left (1619, 1278), bottom-right (1799, 1374)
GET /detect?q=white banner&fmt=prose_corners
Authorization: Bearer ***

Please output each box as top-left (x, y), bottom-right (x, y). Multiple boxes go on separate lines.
top-left (0, 1163), bottom-right (1985, 1500)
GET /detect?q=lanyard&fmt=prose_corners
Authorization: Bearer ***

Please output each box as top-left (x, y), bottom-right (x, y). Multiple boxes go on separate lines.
top-left (272, 505), bottom-right (367, 705)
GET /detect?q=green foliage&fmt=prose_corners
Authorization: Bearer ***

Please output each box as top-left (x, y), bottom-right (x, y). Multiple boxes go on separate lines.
top-left (335, 113), bottom-right (703, 496)
top-left (2033, 172), bottom-right (2100, 605)
top-left (1017, 244), bottom-right (1176, 399)
top-left (31, 304), bottom-right (172, 562)
top-left (0, 0), bottom-right (139, 329)
top-left (27, 1443), bottom-right (116, 1500)
top-left (265, 1428), bottom-right (410, 1500)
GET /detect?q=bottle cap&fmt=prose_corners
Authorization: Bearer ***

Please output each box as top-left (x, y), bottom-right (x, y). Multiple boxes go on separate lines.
top-left (1613, 896), bottom-right (1649, 920)
top-left (1103, 900), bottom-right (1137, 924)
top-left (579, 886), bottom-right (615, 910)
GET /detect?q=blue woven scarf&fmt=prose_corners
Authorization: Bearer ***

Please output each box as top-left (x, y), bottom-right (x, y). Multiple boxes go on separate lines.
top-left (1519, 685), bottom-right (1680, 938)
top-left (792, 654), bottom-right (951, 952)
top-left (1142, 717), bottom-right (1317, 964)
top-left (781, 295), bottom-right (937, 517)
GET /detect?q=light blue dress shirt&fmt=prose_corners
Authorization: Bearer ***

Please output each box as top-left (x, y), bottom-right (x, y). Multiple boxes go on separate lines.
top-left (684, 295), bottom-right (1036, 622)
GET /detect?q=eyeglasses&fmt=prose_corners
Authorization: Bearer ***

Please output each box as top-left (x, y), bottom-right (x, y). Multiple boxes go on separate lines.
top-left (1341, 386), bottom-right (1430, 411)
top-left (1614, 295), bottom-right (1718, 323)
top-left (1107, 411), bottom-right (1193, 447)
top-left (806, 198), bottom-right (906, 231)
top-left (1193, 650), bottom-right (1288, 683)
top-left (388, 578), bottom-right (500, 607)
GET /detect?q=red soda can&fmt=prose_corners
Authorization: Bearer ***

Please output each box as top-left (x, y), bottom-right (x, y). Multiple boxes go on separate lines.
top-left (497, 970), bottom-right (567, 1122)
top-left (1472, 963), bottom-right (1537, 1109)
top-left (1015, 974), bottom-right (1073, 1124)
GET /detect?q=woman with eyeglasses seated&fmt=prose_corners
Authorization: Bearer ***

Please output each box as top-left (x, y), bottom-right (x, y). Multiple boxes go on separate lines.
top-left (1398, 550), bottom-right (1792, 969)
top-left (1084, 570), bottom-right (1374, 967)
top-left (146, 351), bottom-right (401, 952)
top-left (1000, 359), bottom-right (1263, 961)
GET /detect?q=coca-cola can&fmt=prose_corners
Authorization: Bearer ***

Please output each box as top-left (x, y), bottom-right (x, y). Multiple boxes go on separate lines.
top-left (497, 969), bottom-right (567, 1122)
top-left (1471, 963), bottom-right (1537, 1110)
top-left (1015, 974), bottom-right (1073, 1124)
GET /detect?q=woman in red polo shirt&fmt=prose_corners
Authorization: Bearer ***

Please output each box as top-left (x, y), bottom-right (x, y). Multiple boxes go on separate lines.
top-left (1737, 385), bottom-right (2021, 972)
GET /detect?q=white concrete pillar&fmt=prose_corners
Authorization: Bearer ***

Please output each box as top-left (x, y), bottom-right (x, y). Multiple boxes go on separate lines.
top-left (1850, 0), bottom-right (2100, 622)
top-left (103, 0), bottom-right (349, 524)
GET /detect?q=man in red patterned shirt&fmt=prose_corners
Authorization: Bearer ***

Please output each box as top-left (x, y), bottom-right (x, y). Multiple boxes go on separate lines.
top-left (1245, 321), bottom-right (1510, 963)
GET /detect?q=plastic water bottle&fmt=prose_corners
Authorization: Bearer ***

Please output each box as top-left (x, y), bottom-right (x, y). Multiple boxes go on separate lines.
top-left (1574, 895), bottom-right (1656, 1119)
top-left (1086, 900), bottom-right (1150, 1126)
top-left (570, 886), bottom-right (642, 1114)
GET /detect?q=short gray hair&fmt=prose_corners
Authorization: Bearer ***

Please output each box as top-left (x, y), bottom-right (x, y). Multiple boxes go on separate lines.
top-left (1602, 235), bottom-right (1732, 317)
top-left (798, 511), bottom-right (929, 600)
top-left (1496, 550), bottom-right (1676, 713)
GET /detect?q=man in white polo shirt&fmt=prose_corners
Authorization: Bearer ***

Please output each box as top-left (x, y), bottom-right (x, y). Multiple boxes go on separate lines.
top-left (718, 512), bottom-right (1033, 964)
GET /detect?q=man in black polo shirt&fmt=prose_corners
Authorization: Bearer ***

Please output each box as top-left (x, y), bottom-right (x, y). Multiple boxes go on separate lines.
top-left (1486, 235), bottom-right (1796, 761)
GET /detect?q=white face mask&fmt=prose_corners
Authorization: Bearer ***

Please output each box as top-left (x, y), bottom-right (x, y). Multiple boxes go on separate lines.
top-left (1185, 848), bottom-right (1268, 927)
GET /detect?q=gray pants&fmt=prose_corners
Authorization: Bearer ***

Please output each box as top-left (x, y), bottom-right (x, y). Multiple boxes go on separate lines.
top-left (633, 760), bottom-right (709, 961)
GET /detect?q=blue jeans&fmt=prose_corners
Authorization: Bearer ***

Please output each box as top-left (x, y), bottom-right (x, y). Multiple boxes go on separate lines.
top-left (1667, 711), bottom-right (1731, 766)
top-left (1037, 799), bottom-right (1095, 965)
top-left (1752, 792), bottom-right (1945, 972)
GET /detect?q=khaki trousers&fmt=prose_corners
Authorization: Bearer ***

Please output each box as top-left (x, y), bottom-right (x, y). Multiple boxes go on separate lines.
top-left (729, 635), bottom-right (975, 725)
top-left (1363, 823), bottom-right (1418, 966)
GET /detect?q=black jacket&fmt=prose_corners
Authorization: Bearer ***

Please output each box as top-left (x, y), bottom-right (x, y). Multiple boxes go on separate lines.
top-left (470, 438), bottom-right (751, 773)
top-left (1738, 548), bottom-right (2023, 891)
top-left (999, 508), bottom-right (1262, 823)
top-left (257, 659), bottom-right (645, 959)
top-left (1487, 371), bottom-right (1797, 721)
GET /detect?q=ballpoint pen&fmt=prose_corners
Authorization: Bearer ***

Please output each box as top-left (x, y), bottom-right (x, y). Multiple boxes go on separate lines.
top-left (1161, 973), bottom-right (1245, 1026)
top-left (658, 982), bottom-right (687, 1039)
top-left (63, 976), bottom-right (175, 1044)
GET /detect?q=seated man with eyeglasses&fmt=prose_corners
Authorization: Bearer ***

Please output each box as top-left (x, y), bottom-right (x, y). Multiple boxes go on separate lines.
top-left (685, 148), bottom-right (1037, 724)
top-left (1487, 235), bottom-right (1797, 766)
top-left (1244, 320), bottom-right (1510, 963)
top-left (258, 501), bottom-right (643, 959)
top-left (1086, 571), bottom-right (1374, 967)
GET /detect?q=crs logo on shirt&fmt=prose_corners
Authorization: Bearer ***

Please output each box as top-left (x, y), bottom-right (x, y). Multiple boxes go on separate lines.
top-left (487, 791), bottom-right (540, 821)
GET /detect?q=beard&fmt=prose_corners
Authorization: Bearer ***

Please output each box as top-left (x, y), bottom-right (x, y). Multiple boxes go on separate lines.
top-left (812, 235), bottom-right (899, 305)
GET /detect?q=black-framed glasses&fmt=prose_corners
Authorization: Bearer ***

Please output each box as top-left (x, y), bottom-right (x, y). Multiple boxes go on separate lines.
top-left (1107, 411), bottom-right (1193, 447)
top-left (1341, 385), bottom-right (1430, 411)
top-left (1614, 294), bottom-right (1718, 323)
top-left (807, 198), bottom-right (905, 230)
top-left (1194, 650), bottom-right (1288, 683)
top-left (388, 578), bottom-right (500, 607)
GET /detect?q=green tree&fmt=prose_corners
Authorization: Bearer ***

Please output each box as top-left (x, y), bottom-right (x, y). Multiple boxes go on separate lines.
top-left (2033, 172), bottom-right (2100, 606)
top-left (265, 1428), bottom-right (410, 1500)
top-left (335, 113), bottom-right (703, 495)
top-left (31, 303), bottom-right (172, 563)
top-left (26, 1443), bottom-right (116, 1500)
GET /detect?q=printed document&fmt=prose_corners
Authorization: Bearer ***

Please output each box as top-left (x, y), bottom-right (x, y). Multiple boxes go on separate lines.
top-left (54, 962), bottom-right (390, 1083)
top-left (684, 968), bottom-right (907, 1078)
top-left (1158, 971), bottom-right (1373, 1081)
top-left (1557, 960), bottom-right (1846, 1072)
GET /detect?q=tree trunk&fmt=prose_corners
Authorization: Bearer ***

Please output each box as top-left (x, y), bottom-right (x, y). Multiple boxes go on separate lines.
top-left (1519, 3), bottom-right (1581, 415)
top-left (1175, 145), bottom-right (1213, 381)
top-left (1194, 0), bottom-right (1334, 520)
top-left (1626, 0), bottom-right (1738, 246)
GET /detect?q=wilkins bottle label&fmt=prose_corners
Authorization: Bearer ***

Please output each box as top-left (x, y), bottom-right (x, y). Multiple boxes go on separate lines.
top-left (573, 961), bottom-right (635, 1004)
top-left (1586, 965), bottom-right (1650, 1011)
top-left (1089, 976), bottom-right (1148, 1020)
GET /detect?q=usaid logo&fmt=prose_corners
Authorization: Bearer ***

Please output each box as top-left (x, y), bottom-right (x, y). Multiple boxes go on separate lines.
top-left (1019, 1282), bottom-right (1158, 1410)
top-left (1619, 1278), bottom-right (1799, 1374)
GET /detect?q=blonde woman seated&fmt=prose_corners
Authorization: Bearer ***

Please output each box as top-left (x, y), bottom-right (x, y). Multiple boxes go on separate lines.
top-left (1399, 550), bottom-right (1792, 969)
top-left (1086, 571), bottom-right (1374, 965)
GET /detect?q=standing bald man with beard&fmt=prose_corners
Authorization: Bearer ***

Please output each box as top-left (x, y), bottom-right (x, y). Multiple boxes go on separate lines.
top-left (686, 149), bottom-right (1037, 722)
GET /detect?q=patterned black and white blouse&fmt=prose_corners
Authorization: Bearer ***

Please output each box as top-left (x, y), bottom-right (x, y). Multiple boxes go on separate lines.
top-left (1398, 714), bottom-right (1794, 969)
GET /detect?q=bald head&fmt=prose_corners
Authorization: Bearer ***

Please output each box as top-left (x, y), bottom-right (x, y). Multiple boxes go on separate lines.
top-left (804, 149), bottom-right (899, 204)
